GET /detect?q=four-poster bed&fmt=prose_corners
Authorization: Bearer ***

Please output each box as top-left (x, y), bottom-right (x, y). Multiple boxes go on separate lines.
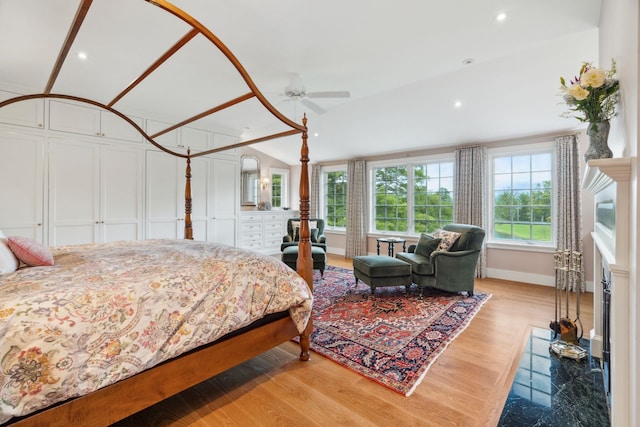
top-left (0, 0), bottom-right (316, 425)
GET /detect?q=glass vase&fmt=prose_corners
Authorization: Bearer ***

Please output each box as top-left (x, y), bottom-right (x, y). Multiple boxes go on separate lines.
top-left (584, 120), bottom-right (612, 162)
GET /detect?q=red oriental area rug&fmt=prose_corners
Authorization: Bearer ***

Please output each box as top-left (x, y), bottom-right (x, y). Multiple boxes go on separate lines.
top-left (305, 265), bottom-right (491, 396)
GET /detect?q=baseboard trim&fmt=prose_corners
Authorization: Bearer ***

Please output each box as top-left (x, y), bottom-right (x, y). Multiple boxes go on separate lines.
top-left (487, 268), bottom-right (594, 292)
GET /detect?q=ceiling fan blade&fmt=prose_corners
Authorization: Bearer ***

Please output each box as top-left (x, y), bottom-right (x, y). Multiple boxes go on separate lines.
top-left (307, 90), bottom-right (351, 99)
top-left (301, 99), bottom-right (327, 114)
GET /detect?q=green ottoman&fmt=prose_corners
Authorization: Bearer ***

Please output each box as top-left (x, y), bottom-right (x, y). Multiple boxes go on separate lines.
top-left (352, 255), bottom-right (412, 294)
top-left (282, 246), bottom-right (326, 277)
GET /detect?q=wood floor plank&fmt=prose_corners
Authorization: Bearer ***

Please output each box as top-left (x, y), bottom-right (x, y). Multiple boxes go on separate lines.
top-left (113, 254), bottom-right (595, 427)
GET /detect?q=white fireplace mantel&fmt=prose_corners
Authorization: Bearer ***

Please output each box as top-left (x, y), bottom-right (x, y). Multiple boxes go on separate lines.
top-left (582, 157), bottom-right (631, 427)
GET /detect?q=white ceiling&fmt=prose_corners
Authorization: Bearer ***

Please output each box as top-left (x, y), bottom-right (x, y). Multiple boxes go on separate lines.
top-left (0, 0), bottom-right (602, 165)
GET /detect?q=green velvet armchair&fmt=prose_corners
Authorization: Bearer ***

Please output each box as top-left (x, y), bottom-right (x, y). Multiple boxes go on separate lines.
top-left (281, 218), bottom-right (327, 252)
top-left (396, 224), bottom-right (485, 296)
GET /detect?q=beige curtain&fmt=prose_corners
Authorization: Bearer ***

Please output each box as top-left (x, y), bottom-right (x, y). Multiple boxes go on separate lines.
top-left (454, 146), bottom-right (487, 278)
top-left (555, 135), bottom-right (584, 291)
top-left (309, 164), bottom-right (321, 218)
top-left (345, 160), bottom-right (367, 258)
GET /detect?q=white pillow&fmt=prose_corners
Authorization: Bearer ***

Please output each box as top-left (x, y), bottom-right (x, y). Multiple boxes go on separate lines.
top-left (0, 229), bottom-right (19, 274)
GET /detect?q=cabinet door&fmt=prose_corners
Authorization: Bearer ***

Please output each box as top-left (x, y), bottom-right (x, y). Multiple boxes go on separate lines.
top-left (146, 119), bottom-right (179, 148)
top-left (100, 111), bottom-right (144, 143)
top-left (49, 139), bottom-right (100, 245)
top-left (213, 132), bottom-right (239, 156)
top-left (0, 132), bottom-right (45, 242)
top-left (209, 157), bottom-right (238, 246)
top-left (181, 127), bottom-right (210, 152)
top-left (0, 91), bottom-right (44, 129)
top-left (146, 150), bottom-right (180, 239)
top-left (49, 101), bottom-right (101, 136)
top-left (101, 146), bottom-right (144, 242)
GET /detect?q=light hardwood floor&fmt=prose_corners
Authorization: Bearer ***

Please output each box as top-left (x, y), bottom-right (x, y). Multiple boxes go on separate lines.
top-left (114, 254), bottom-right (594, 427)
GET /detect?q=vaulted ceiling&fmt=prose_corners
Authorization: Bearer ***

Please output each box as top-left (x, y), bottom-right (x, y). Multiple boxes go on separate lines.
top-left (0, 0), bottom-right (602, 164)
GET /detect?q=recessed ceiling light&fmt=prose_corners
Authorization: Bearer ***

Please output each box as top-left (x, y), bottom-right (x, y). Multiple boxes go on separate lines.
top-left (454, 100), bottom-right (462, 109)
top-left (77, 51), bottom-right (87, 60)
top-left (496, 12), bottom-right (507, 22)
top-left (462, 58), bottom-right (474, 65)
top-left (314, 132), bottom-right (319, 137)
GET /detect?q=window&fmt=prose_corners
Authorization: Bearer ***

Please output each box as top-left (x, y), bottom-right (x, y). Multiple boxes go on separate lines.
top-left (324, 169), bottom-right (348, 228)
top-left (413, 162), bottom-right (454, 233)
top-left (373, 166), bottom-right (408, 232)
top-left (492, 152), bottom-right (553, 244)
top-left (371, 161), bottom-right (454, 234)
top-left (270, 168), bottom-right (289, 209)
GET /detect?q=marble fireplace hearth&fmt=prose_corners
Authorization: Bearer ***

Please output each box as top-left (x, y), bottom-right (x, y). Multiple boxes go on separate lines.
top-left (498, 327), bottom-right (609, 427)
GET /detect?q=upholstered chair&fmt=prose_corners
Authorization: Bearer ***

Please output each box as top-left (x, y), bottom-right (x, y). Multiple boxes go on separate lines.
top-left (281, 218), bottom-right (327, 252)
top-left (396, 223), bottom-right (485, 296)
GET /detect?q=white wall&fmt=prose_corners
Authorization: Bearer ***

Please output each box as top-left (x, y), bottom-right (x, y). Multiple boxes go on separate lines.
top-left (599, 0), bottom-right (639, 425)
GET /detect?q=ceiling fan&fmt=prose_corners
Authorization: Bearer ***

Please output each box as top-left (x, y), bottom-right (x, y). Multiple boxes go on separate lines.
top-left (281, 73), bottom-right (350, 115)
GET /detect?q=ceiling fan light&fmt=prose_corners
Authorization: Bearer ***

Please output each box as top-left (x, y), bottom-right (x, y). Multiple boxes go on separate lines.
top-left (284, 86), bottom-right (307, 99)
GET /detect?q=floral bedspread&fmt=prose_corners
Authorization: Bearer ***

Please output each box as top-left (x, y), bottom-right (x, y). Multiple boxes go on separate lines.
top-left (0, 239), bottom-right (312, 423)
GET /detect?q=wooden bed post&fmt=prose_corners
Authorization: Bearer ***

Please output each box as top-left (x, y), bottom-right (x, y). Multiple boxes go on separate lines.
top-left (184, 150), bottom-right (193, 240)
top-left (297, 115), bottom-right (313, 361)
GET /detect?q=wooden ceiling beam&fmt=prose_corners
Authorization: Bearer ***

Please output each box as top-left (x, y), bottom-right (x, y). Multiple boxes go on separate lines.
top-left (108, 28), bottom-right (200, 108)
top-left (45, 0), bottom-right (93, 94)
top-left (150, 92), bottom-right (256, 139)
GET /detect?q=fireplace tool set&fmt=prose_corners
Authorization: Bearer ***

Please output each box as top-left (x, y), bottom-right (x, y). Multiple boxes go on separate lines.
top-left (549, 249), bottom-right (587, 360)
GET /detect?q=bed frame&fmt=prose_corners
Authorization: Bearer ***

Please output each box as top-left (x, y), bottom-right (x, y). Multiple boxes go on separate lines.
top-left (1, 1), bottom-right (315, 425)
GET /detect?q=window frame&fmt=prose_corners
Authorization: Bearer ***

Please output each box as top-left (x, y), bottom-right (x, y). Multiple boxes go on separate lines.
top-left (270, 168), bottom-right (289, 209)
top-left (487, 142), bottom-right (557, 251)
top-left (368, 154), bottom-right (455, 236)
top-left (322, 165), bottom-right (348, 231)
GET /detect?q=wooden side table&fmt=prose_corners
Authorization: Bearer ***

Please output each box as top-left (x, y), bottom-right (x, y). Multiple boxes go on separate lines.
top-left (376, 237), bottom-right (407, 257)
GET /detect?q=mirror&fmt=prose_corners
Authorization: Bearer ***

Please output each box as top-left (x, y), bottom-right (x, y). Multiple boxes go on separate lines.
top-left (241, 155), bottom-right (260, 206)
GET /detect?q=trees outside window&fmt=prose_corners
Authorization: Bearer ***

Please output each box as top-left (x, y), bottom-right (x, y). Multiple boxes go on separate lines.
top-left (372, 161), bottom-right (453, 234)
top-left (324, 170), bottom-right (347, 228)
top-left (492, 153), bottom-right (552, 243)
top-left (413, 162), bottom-right (454, 233)
top-left (374, 166), bottom-right (408, 232)
top-left (270, 168), bottom-right (289, 209)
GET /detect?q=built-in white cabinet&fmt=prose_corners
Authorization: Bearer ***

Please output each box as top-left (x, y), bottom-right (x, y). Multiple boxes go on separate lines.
top-left (48, 139), bottom-right (143, 246)
top-left (0, 131), bottom-right (45, 242)
top-left (239, 211), bottom-right (292, 254)
top-left (239, 212), bottom-right (264, 251)
top-left (0, 97), bottom-right (240, 247)
top-left (213, 132), bottom-right (239, 157)
top-left (49, 100), bottom-right (144, 142)
top-left (209, 157), bottom-right (238, 246)
top-left (0, 90), bottom-right (44, 129)
top-left (146, 120), bottom-right (211, 154)
top-left (145, 150), bottom-right (210, 240)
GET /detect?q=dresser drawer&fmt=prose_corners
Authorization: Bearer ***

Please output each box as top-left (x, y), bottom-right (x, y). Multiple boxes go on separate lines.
top-left (240, 222), bottom-right (262, 233)
top-left (240, 213), bottom-right (262, 222)
top-left (264, 236), bottom-right (282, 248)
top-left (239, 239), bottom-right (263, 250)
top-left (264, 220), bottom-right (284, 232)
top-left (263, 213), bottom-right (285, 222)
top-left (240, 230), bottom-right (262, 241)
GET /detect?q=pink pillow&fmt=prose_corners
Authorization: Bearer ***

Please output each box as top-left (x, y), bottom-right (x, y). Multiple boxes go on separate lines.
top-left (7, 236), bottom-right (54, 267)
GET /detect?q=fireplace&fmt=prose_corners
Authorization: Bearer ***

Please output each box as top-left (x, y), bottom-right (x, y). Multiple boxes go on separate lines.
top-left (582, 158), bottom-right (631, 426)
top-left (601, 266), bottom-right (611, 403)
